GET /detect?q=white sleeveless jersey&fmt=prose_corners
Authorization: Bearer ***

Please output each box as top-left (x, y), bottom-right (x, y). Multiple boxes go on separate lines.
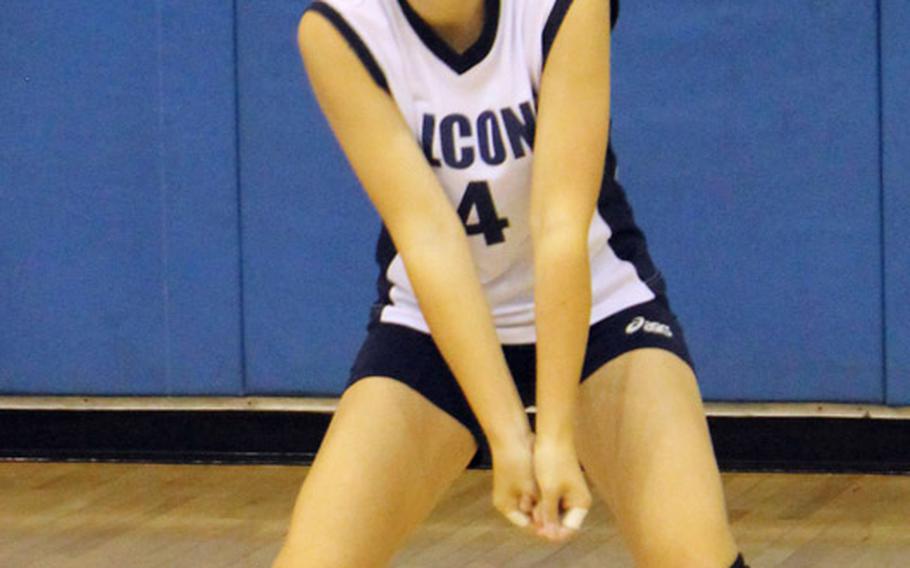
top-left (308, 0), bottom-right (662, 344)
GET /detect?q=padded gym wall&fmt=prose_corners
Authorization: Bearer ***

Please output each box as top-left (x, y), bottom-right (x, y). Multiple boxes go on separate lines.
top-left (0, 1), bottom-right (899, 403)
top-left (610, 1), bottom-right (882, 402)
top-left (883, 0), bottom-right (910, 404)
top-left (236, 1), bottom-right (379, 395)
top-left (0, 2), bottom-right (243, 394)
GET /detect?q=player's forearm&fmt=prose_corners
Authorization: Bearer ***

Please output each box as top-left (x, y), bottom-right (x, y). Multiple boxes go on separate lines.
top-left (399, 227), bottom-right (530, 445)
top-left (532, 232), bottom-right (592, 443)
top-left (529, 0), bottom-right (610, 445)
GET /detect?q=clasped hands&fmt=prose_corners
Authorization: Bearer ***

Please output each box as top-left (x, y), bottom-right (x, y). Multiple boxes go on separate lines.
top-left (490, 429), bottom-right (592, 543)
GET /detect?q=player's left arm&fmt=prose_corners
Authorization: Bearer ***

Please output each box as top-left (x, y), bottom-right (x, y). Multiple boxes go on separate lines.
top-left (529, 0), bottom-right (611, 540)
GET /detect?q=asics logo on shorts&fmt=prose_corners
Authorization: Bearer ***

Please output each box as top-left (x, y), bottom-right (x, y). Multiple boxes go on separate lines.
top-left (625, 316), bottom-right (674, 338)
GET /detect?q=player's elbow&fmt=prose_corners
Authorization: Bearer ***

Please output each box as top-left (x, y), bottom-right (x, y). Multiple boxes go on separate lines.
top-left (530, 210), bottom-right (589, 248)
top-left (392, 215), bottom-right (465, 260)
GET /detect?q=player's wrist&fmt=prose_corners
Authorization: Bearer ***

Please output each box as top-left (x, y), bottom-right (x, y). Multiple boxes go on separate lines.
top-left (485, 406), bottom-right (533, 452)
top-left (534, 414), bottom-right (577, 447)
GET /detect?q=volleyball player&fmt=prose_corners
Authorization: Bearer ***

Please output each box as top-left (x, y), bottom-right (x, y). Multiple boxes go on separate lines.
top-left (274, 0), bottom-right (747, 566)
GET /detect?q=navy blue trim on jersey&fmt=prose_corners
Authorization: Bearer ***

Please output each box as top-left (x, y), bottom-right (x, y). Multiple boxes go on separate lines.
top-left (597, 143), bottom-right (666, 297)
top-left (542, 0), bottom-right (620, 69)
top-left (306, 2), bottom-right (390, 93)
top-left (397, 0), bottom-right (500, 75)
top-left (542, 0), bottom-right (574, 68)
top-left (368, 225), bottom-right (399, 327)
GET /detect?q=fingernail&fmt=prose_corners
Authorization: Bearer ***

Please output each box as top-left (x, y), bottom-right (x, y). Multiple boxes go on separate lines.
top-left (562, 508), bottom-right (588, 530)
top-left (506, 511), bottom-right (530, 528)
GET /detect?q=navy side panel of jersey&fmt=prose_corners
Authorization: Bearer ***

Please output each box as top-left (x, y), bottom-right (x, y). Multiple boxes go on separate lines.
top-left (598, 146), bottom-right (665, 297)
top-left (369, 225), bottom-right (398, 328)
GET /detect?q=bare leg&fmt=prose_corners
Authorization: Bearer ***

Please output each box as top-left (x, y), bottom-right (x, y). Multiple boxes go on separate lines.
top-left (273, 377), bottom-right (477, 568)
top-left (575, 348), bottom-right (739, 568)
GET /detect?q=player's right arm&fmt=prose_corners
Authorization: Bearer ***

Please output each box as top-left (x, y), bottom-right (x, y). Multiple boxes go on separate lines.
top-left (297, 11), bottom-right (537, 525)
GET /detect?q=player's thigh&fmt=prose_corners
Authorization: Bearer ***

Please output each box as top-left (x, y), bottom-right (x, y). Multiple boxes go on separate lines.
top-left (575, 348), bottom-right (738, 568)
top-left (275, 376), bottom-right (478, 568)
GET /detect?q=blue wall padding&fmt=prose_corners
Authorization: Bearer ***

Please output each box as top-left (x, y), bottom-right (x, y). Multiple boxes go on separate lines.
top-left (883, 1), bottom-right (910, 404)
top-left (0, 2), bottom-right (899, 402)
top-left (0, 2), bottom-right (243, 395)
top-left (237, 1), bottom-right (379, 395)
top-left (602, 1), bottom-right (882, 401)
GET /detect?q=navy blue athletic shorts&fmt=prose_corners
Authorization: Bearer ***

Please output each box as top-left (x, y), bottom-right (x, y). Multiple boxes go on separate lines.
top-left (346, 295), bottom-right (693, 459)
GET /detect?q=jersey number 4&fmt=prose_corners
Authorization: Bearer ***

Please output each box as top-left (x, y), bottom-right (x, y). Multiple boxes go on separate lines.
top-left (457, 181), bottom-right (510, 246)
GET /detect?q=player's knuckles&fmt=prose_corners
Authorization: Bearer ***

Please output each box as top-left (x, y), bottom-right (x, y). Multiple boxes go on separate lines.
top-left (492, 494), bottom-right (515, 514)
top-left (520, 480), bottom-right (539, 497)
top-left (538, 497), bottom-right (559, 519)
top-left (510, 479), bottom-right (532, 497)
top-left (570, 487), bottom-right (592, 509)
top-left (518, 494), bottom-right (533, 512)
top-left (582, 491), bottom-right (593, 508)
top-left (538, 482), bottom-right (564, 499)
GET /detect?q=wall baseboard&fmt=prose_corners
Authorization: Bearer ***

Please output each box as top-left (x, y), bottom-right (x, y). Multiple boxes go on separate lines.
top-left (2, 408), bottom-right (910, 473)
top-left (2, 397), bottom-right (910, 419)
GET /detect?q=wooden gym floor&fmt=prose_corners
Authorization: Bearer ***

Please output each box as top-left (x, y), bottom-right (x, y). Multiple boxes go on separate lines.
top-left (2, 462), bottom-right (909, 567)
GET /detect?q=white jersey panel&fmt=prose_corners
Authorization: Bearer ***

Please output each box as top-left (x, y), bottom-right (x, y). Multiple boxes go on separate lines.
top-left (317, 0), bottom-right (654, 344)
